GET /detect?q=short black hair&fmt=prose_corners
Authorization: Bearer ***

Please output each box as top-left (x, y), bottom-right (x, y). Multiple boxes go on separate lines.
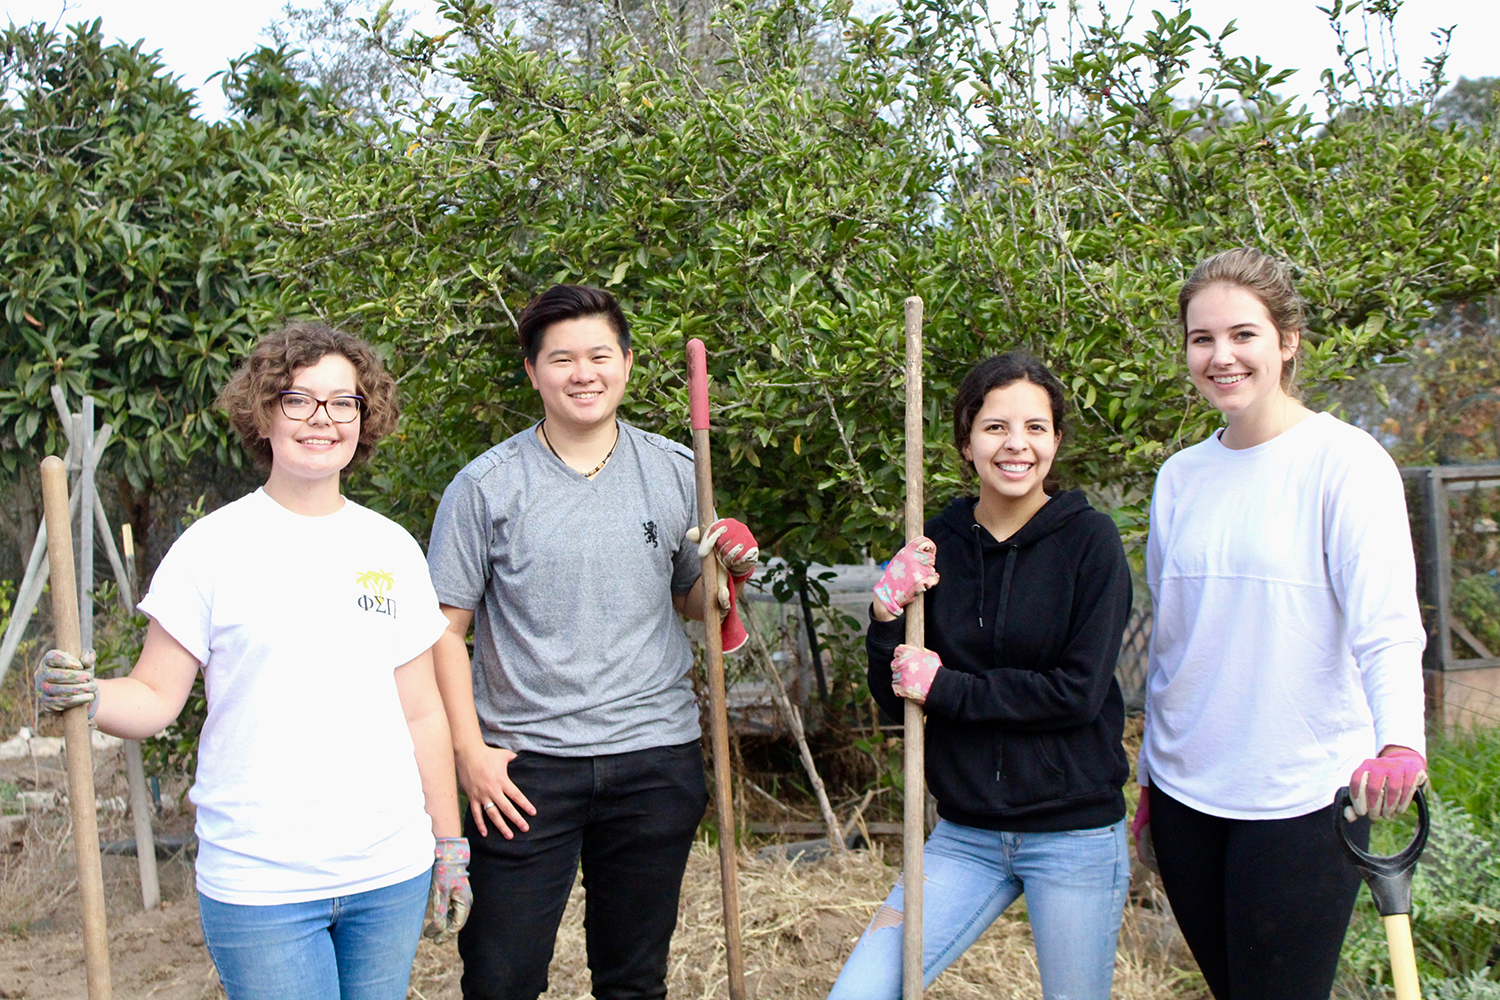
top-left (952, 352), bottom-right (1067, 476)
top-left (517, 284), bottom-right (631, 365)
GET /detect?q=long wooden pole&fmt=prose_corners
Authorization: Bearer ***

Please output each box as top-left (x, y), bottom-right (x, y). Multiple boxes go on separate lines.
top-left (902, 297), bottom-right (926, 1000)
top-left (686, 338), bottom-right (746, 1000)
top-left (41, 455), bottom-right (113, 1000)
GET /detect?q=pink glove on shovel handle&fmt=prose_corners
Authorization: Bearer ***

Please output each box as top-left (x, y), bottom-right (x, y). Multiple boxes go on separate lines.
top-left (873, 537), bottom-right (939, 617)
top-left (892, 644), bottom-right (941, 704)
top-left (1346, 747), bottom-right (1428, 822)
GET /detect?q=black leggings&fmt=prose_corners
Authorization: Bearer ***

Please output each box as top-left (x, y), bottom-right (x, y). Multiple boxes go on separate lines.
top-left (1150, 784), bottom-right (1369, 1000)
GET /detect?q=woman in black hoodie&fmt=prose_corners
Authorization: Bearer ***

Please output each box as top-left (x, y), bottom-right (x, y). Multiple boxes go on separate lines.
top-left (827, 353), bottom-right (1133, 1000)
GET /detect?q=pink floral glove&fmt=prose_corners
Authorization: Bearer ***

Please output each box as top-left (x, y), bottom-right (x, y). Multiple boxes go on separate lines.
top-left (892, 644), bottom-right (941, 704)
top-left (425, 837), bottom-right (473, 938)
top-left (873, 538), bottom-right (939, 617)
top-left (34, 649), bottom-right (99, 718)
top-left (1346, 747), bottom-right (1428, 822)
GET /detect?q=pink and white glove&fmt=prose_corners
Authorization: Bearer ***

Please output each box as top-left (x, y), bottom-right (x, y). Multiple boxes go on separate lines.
top-left (425, 837), bottom-right (473, 938)
top-left (873, 538), bottom-right (939, 617)
top-left (697, 517), bottom-right (759, 578)
top-left (1346, 747), bottom-right (1428, 822)
top-left (687, 517), bottom-right (759, 654)
top-left (892, 644), bottom-right (941, 704)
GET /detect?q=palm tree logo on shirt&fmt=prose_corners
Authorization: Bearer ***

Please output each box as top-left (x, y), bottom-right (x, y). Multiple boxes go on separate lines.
top-left (355, 569), bottom-right (397, 618)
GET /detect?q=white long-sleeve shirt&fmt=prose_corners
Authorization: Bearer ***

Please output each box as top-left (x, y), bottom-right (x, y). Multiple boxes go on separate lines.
top-left (1141, 412), bottom-right (1426, 820)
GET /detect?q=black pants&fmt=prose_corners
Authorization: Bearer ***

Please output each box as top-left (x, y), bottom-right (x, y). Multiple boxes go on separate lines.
top-left (458, 741), bottom-right (709, 1000)
top-left (1150, 784), bottom-right (1369, 1000)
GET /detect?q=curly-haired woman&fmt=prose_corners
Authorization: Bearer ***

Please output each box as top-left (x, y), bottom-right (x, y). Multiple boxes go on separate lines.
top-left (34, 323), bottom-right (469, 1000)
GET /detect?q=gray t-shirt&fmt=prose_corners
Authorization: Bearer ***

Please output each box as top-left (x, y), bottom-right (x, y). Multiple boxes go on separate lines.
top-left (428, 421), bottom-right (703, 755)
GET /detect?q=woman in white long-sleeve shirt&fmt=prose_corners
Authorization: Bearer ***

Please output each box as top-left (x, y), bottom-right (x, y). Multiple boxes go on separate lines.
top-left (1134, 248), bottom-right (1428, 1000)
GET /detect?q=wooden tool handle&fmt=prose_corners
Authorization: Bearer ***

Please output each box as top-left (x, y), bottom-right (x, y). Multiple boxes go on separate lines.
top-left (41, 456), bottom-right (113, 1000)
top-left (1384, 914), bottom-right (1422, 1000)
top-left (687, 338), bottom-right (711, 431)
top-left (687, 342), bottom-right (746, 1000)
top-left (902, 296), bottom-right (926, 1000)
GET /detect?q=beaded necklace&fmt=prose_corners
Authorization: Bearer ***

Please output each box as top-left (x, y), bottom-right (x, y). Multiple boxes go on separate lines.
top-left (540, 419), bottom-right (620, 479)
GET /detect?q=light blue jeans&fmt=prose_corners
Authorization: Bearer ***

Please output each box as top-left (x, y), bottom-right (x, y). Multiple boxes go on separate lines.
top-left (828, 819), bottom-right (1128, 1000)
top-left (198, 868), bottom-right (430, 1000)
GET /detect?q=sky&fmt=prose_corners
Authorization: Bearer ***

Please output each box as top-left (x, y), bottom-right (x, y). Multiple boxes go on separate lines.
top-left (1, 0), bottom-right (1497, 121)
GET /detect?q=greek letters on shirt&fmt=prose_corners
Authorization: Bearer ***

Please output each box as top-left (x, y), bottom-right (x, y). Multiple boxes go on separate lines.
top-left (354, 569), bottom-right (398, 619)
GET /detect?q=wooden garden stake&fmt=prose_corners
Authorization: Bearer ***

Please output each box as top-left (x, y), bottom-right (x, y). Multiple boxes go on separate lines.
top-left (41, 455), bottom-right (113, 1000)
top-left (903, 296), bottom-right (926, 1000)
top-left (686, 338), bottom-right (747, 1000)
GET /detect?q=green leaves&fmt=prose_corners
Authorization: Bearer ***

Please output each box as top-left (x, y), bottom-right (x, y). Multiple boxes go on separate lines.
top-left (261, 0), bottom-right (1500, 561)
top-left (0, 23), bottom-right (325, 488)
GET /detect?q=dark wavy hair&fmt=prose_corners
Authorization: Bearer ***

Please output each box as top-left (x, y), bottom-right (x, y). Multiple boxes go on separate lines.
top-left (952, 352), bottom-right (1067, 481)
top-left (517, 284), bottom-right (631, 365)
top-left (218, 322), bottom-right (399, 467)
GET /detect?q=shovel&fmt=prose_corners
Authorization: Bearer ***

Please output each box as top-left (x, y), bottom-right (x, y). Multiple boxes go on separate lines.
top-left (1333, 785), bottom-right (1430, 1000)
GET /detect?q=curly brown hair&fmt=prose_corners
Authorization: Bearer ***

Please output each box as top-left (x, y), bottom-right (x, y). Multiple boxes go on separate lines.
top-left (218, 322), bottom-right (399, 467)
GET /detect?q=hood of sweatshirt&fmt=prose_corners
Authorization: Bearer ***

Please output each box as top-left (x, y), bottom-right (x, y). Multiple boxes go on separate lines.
top-left (935, 490), bottom-right (1096, 632)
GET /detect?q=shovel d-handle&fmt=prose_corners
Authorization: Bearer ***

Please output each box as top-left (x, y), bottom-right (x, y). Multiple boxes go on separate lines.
top-left (1332, 785), bottom-right (1430, 917)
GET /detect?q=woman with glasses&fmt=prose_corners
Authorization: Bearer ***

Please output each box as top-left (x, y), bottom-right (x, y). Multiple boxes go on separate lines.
top-left (33, 322), bottom-right (470, 1000)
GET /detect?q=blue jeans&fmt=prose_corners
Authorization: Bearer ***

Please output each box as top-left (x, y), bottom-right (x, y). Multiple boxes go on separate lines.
top-left (828, 819), bottom-right (1128, 1000)
top-left (198, 868), bottom-right (431, 1000)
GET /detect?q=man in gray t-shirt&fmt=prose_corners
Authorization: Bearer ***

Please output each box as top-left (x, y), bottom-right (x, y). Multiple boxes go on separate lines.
top-left (428, 284), bottom-right (758, 1000)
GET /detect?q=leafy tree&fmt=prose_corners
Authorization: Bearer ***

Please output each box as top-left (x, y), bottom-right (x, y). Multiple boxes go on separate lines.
top-left (262, 0), bottom-right (1500, 572)
top-left (0, 21), bottom-right (332, 568)
top-left (1434, 76), bottom-right (1500, 132)
top-left (264, 0), bottom-right (426, 121)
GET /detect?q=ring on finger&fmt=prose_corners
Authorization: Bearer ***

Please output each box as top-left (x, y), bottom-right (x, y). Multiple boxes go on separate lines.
top-left (483, 802), bottom-right (496, 810)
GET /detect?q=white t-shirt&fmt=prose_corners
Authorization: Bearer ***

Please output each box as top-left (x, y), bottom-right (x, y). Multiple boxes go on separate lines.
top-left (138, 489), bottom-right (449, 904)
top-left (1142, 413), bottom-right (1426, 820)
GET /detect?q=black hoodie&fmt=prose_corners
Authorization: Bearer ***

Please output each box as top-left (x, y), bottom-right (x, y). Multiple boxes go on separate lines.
top-left (867, 490), bottom-right (1132, 832)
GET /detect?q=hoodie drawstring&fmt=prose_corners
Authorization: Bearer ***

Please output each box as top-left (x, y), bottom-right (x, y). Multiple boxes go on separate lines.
top-left (971, 523), bottom-right (985, 628)
top-left (994, 547), bottom-right (1018, 652)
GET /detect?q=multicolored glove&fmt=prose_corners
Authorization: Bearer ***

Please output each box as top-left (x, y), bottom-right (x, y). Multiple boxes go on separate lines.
top-left (34, 649), bottom-right (99, 718)
top-left (873, 538), bottom-right (939, 617)
top-left (892, 644), bottom-right (941, 704)
top-left (687, 518), bottom-right (759, 654)
top-left (1131, 786), bottom-right (1158, 872)
top-left (1345, 747), bottom-right (1428, 822)
top-left (425, 837), bottom-right (472, 938)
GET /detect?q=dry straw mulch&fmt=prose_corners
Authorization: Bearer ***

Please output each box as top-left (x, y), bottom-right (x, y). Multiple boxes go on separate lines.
top-left (411, 841), bottom-right (1202, 1000)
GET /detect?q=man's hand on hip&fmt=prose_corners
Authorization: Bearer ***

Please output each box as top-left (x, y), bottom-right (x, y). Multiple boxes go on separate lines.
top-left (456, 743), bottom-right (537, 839)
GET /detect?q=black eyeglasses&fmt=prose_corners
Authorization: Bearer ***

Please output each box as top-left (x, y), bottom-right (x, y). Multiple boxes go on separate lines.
top-left (278, 392), bottom-right (364, 423)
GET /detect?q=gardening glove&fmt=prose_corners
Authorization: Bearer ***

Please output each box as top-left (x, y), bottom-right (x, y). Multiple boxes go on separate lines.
top-left (694, 517), bottom-right (759, 578)
top-left (686, 518), bottom-right (758, 655)
top-left (1131, 786), bottom-right (1158, 873)
top-left (425, 837), bottom-right (472, 938)
top-left (1346, 747), bottom-right (1428, 822)
top-left (873, 537), bottom-right (940, 617)
top-left (892, 644), bottom-right (941, 704)
top-left (34, 649), bottom-right (99, 718)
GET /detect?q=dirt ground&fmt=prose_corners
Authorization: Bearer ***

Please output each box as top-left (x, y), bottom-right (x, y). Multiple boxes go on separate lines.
top-left (0, 739), bottom-right (1201, 1000)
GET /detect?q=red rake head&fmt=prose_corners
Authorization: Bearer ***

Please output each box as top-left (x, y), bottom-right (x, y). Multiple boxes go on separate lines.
top-left (687, 338), bottom-right (709, 431)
